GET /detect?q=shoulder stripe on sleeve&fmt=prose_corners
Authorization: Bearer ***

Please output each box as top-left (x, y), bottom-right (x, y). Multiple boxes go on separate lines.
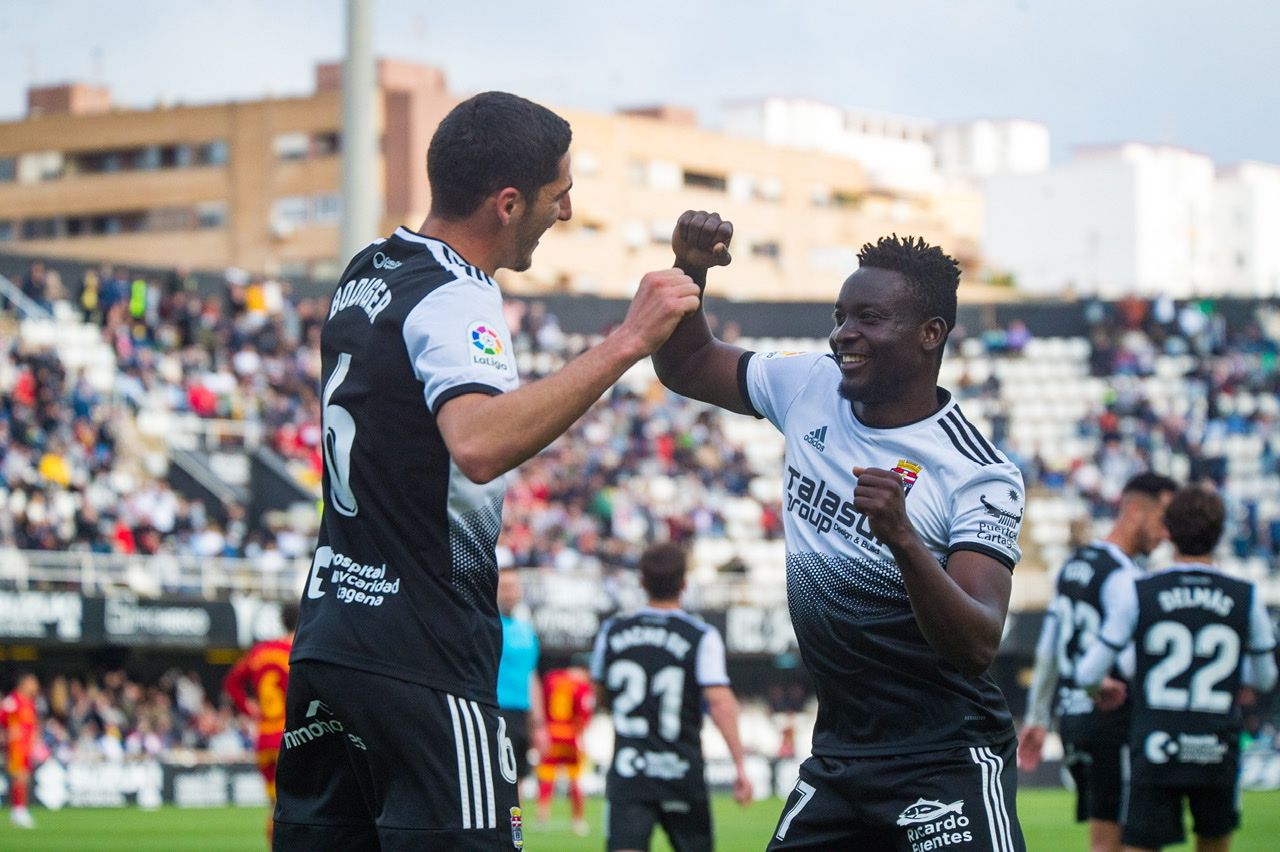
top-left (955, 407), bottom-right (1005, 464)
top-left (946, 411), bottom-right (998, 465)
top-left (939, 417), bottom-right (989, 466)
top-left (737, 351), bottom-right (762, 419)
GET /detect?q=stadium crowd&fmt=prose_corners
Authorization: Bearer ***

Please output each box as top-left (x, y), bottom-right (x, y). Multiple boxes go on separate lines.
top-left (9, 259), bottom-right (1280, 576)
top-left (21, 669), bottom-right (254, 765)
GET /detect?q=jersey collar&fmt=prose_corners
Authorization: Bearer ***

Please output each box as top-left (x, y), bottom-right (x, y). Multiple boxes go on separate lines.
top-left (391, 226), bottom-right (499, 288)
top-left (845, 386), bottom-right (956, 433)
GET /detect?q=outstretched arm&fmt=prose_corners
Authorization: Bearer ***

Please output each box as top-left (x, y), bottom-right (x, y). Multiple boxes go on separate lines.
top-left (651, 211), bottom-right (755, 414)
top-left (439, 268), bottom-right (700, 483)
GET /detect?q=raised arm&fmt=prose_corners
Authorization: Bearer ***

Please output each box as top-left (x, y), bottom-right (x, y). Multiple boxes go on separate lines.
top-left (651, 211), bottom-right (755, 414)
top-left (438, 268), bottom-right (700, 483)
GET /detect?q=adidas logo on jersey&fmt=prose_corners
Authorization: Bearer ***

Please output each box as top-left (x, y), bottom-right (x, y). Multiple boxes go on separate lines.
top-left (804, 426), bottom-right (827, 452)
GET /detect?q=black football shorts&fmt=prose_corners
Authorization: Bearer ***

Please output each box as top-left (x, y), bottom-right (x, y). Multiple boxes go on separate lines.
top-left (273, 660), bottom-right (523, 851)
top-left (1121, 783), bottom-right (1239, 849)
top-left (768, 738), bottom-right (1024, 851)
top-left (1063, 741), bottom-right (1127, 823)
top-left (606, 796), bottom-right (712, 852)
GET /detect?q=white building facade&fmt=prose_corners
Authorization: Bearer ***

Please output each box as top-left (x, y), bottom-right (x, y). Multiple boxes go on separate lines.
top-left (984, 144), bottom-right (1217, 298)
top-left (934, 119), bottom-right (1050, 181)
top-left (720, 97), bottom-right (939, 192)
top-left (1212, 162), bottom-right (1280, 297)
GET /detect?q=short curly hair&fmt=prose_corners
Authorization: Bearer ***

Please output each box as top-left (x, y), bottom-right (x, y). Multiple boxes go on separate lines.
top-left (857, 235), bottom-right (960, 332)
top-left (1164, 485), bottom-right (1225, 557)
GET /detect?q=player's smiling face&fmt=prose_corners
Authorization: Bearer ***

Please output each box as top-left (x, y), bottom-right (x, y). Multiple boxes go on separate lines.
top-left (829, 267), bottom-right (931, 406)
top-left (511, 153), bottom-right (573, 272)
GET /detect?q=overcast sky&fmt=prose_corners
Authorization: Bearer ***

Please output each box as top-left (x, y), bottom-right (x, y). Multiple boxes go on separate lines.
top-left (2, 0), bottom-right (1277, 166)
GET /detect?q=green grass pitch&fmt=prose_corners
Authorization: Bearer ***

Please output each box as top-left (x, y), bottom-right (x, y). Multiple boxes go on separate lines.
top-left (6, 789), bottom-right (1279, 850)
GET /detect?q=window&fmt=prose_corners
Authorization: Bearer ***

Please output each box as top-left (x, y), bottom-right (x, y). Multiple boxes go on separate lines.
top-left (274, 133), bottom-right (309, 161)
top-left (0, 221), bottom-right (12, 241)
top-left (312, 132), bottom-right (340, 157)
top-left (832, 190), bottom-right (864, 209)
top-left (138, 146), bottom-right (161, 171)
top-left (752, 241), bottom-right (780, 260)
top-left (196, 141), bottom-right (229, 166)
top-left (196, 201), bottom-right (228, 229)
top-left (19, 151), bottom-right (65, 182)
top-left (756, 177), bottom-right (783, 202)
top-left (272, 196), bottom-right (310, 234)
top-left (312, 194), bottom-right (341, 224)
top-left (22, 218), bottom-right (60, 239)
top-left (683, 170), bottom-right (727, 192)
top-left (0, 158), bottom-right (14, 182)
top-left (147, 208), bottom-right (193, 232)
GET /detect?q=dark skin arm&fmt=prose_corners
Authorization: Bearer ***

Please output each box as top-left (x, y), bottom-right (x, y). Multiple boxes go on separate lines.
top-left (651, 211), bottom-right (756, 414)
top-left (853, 467), bottom-right (1011, 677)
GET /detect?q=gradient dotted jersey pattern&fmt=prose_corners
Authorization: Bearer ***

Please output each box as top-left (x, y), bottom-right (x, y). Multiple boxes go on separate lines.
top-left (743, 351), bottom-right (1025, 757)
top-left (291, 227), bottom-right (519, 706)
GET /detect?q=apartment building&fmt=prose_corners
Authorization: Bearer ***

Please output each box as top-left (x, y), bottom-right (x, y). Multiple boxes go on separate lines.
top-left (0, 61), bottom-right (983, 300)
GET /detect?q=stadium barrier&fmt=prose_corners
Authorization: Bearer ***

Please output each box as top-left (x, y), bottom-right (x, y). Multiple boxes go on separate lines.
top-left (5, 748), bottom-right (1276, 811)
top-left (0, 758), bottom-right (269, 810)
top-left (0, 588), bottom-right (290, 649)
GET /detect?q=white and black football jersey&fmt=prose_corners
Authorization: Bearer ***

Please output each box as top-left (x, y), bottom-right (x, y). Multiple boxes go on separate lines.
top-left (1046, 541), bottom-right (1139, 747)
top-left (291, 227), bottom-right (520, 705)
top-left (590, 608), bottom-right (729, 801)
top-left (741, 351), bottom-right (1025, 756)
top-left (1082, 564), bottom-right (1277, 787)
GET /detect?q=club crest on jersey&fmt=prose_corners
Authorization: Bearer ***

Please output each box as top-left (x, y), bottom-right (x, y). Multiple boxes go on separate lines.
top-left (804, 426), bottom-right (828, 453)
top-left (510, 807), bottom-right (524, 848)
top-left (891, 459), bottom-right (923, 496)
top-left (468, 321), bottom-right (510, 371)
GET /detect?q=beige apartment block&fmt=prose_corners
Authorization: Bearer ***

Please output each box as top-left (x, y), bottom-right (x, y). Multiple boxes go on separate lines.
top-left (0, 60), bottom-right (984, 300)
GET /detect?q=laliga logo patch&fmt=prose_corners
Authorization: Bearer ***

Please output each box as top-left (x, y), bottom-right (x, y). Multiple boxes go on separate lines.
top-left (469, 322), bottom-right (504, 355)
top-left (468, 321), bottom-right (510, 371)
top-left (510, 806), bottom-right (524, 848)
top-left (891, 459), bottom-right (923, 496)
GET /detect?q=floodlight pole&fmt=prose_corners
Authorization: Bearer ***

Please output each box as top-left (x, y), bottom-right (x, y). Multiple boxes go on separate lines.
top-left (341, 0), bottom-right (379, 262)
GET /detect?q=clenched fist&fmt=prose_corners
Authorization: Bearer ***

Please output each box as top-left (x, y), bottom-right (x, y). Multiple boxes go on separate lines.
top-left (672, 210), bottom-right (733, 271)
top-left (620, 269), bottom-right (702, 356)
top-left (852, 467), bottom-right (915, 548)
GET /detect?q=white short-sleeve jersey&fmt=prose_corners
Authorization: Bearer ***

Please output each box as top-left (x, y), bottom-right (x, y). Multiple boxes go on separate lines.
top-left (743, 350), bottom-right (1025, 756)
